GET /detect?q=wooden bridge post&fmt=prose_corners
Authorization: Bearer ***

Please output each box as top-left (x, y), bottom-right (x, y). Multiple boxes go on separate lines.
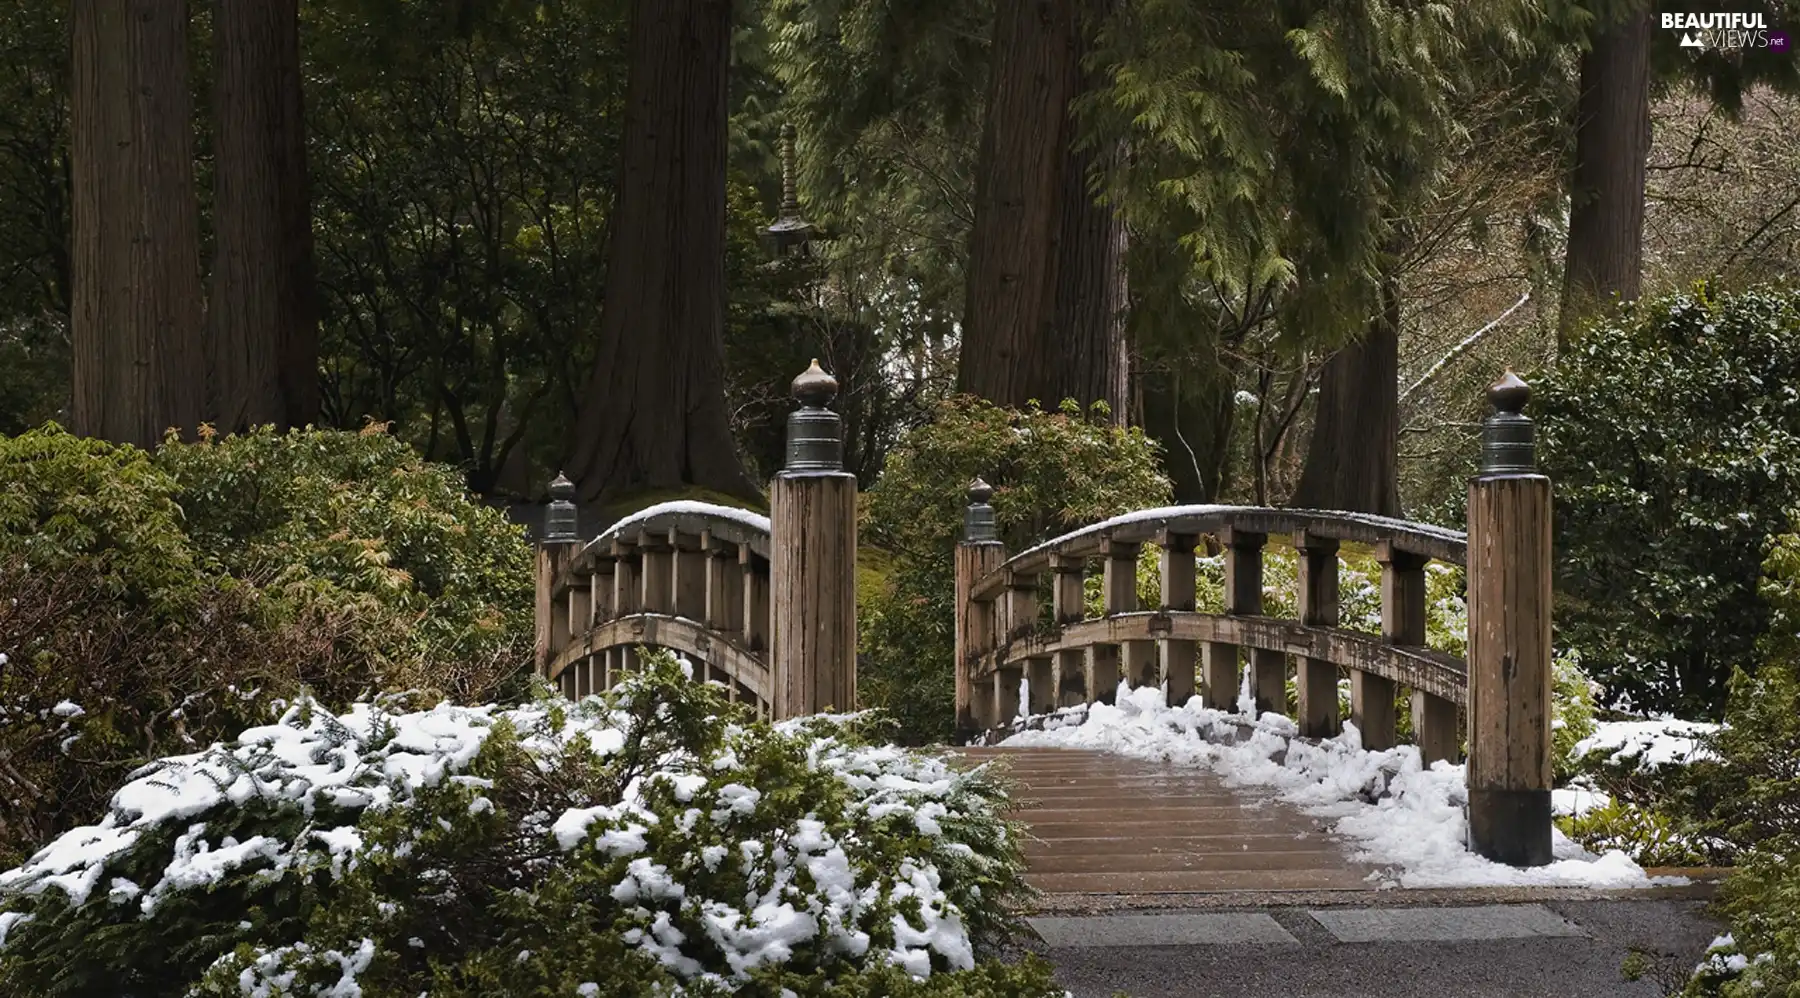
top-left (1158, 532), bottom-right (1198, 705)
top-left (955, 479), bottom-right (1006, 737)
top-left (770, 360), bottom-right (858, 720)
top-left (1049, 555), bottom-right (1087, 709)
top-left (1466, 371), bottom-right (1554, 867)
top-left (1360, 542), bottom-right (1425, 751)
top-left (534, 473), bottom-right (583, 679)
top-left (1092, 540), bottom-right (1137, 705)
top-left (1294, 530), bottom-right (1342, 738)
top-left (1224, 529), bottom-right (1286, 717)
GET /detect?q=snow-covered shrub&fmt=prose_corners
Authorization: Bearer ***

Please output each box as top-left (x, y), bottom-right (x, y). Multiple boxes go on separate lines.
top-left (1536, 284), bottom-right (1800, 719)
top-left (0, 425), bottom-right (533, 866)
top-left (861, 396), bottom-right (1170, 742)
top-left (0, 652), bottom-right (1058, 998)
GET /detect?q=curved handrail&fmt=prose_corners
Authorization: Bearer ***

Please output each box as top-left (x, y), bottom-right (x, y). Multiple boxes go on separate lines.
top-left (577, 499), bottom-right (772, 565)
top-left (970, 504), bottom-right (1467, 601)
top-left (548, 614), bottom-right (771, 703)
top-left (978, 611), bottom-right (1467, 706)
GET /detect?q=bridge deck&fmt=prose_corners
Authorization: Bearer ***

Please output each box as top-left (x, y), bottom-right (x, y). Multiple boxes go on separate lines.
top-left (949, 746), bottom-right (1376, 895)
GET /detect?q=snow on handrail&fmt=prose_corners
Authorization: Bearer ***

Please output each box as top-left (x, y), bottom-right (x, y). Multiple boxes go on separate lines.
top-left (581, 500), bottom-right (772, 561)
top-left (975, 504), bottom-right (1467, 599)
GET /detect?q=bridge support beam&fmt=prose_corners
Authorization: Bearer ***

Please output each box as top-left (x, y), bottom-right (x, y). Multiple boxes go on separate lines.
top-left (1466, 371), bottom-right (1554, 867)
top-left (771, 361), bottom-right (858, 720)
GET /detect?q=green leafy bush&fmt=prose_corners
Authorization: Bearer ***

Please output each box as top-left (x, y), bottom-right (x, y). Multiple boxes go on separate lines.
top-left (0, 425), bottom-right (533, 866)
top-left (157, 423), bottom-right (534, 698)
top-left (1672, 522), bottom-right (1800, 993)
top-left (860, 397), bottom-right (1170, 743)
top-left (1552, 651), bottom-right (1600, 781)
top-left (0, 654), bottom-right (1061, 998)
top-left (1537, 284), bottom-right (1800, 718)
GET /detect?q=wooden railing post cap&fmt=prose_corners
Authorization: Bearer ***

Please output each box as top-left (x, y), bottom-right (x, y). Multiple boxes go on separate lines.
top-left (1479, 369), bottom-right (1537, 476)
top-left (964, 477), bottom-right (999, 543)
top-left (784, 360), bottom-right (845, 473)
top-left (543, 471), bottom-right (578, 543)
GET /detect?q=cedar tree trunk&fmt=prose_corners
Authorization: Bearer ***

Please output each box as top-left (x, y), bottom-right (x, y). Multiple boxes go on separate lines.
top-left (566, 0), bottom-right (757, 504)
top-left (1291, 274), bottom-right (1403, 517)
top-left (209, 0), bottom-right (320, 432)
top-left (1559, 7), bottom-right (1651, 340)
top-left (70, 0), bottom-right (206, 448)
top-left (959, 0), bottom-right (1128, 419)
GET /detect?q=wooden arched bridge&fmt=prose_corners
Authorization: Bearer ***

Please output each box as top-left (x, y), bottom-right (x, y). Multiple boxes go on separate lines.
top-left (536, 365), bottom-right (1555, 886)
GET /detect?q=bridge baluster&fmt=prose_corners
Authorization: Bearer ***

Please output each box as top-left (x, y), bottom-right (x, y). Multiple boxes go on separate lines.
top-left (639, 530), bottom-right (673, 615)
top-left (995, 570), bottom-right (1039, 725)
top-left (740, 545), bottom-right (770, 654)
top-left (702, 532), bottom-right (743, 638)
top-left (1203, 531), bottom-right (1248, 712)
top-left (612, 539), bottom-right (641, 674)
top-left (1222, 529), bottom-right (1284, 717)
top-left (1293, 530), bottom-right (1342, 738)
top-left (1049, 555), bottom-right (1086, 710)
top-left (1362, 540), bottom-right (1426, 752)
top-left (1091, 540), bottom-right (1137, 705)
top-left (673, 530), bottom-right (707, 620)
top-left (1158, 532), bottom-right (1198, 706)
top-left (590, 557), bottom-right (615, 628)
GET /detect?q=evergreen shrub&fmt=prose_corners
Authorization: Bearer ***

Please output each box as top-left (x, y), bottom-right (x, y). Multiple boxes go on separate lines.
top-left (1537, 284), bottom-right (1800, 718)
top-left (1680, 522), bottom-right (1800, 994)
top-left (0, 424), bottom-right (533, 866)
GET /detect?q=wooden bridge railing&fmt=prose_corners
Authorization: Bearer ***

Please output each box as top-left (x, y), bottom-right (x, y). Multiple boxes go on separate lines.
top-left (533, 360), bottom-right (857, 722)
top-left (954, 370), bottom-right (1553, 867)
top-left (954, 498), bottom-right (1470, 759)
top-left (536, 496), bottom-right (780, 714)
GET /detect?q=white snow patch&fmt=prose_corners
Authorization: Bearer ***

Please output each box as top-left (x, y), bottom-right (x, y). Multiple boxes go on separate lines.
top-left (1573, 719), bottom-right (1718, 769)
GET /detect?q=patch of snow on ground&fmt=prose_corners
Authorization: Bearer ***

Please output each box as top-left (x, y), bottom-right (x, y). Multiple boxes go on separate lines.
top-left (1573, 719), bottom-right (1719, 768)
top-left (1001, 684), bottom-right (1688, 889)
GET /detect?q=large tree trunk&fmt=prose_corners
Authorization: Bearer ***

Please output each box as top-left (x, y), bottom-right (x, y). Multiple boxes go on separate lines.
top-left (959, 0), bottom-right (1128, 418)
top-left (70, 0), bottom-right (206, 448)
top-left (1047, 0), bottom-right (1129, 420)
top-left (209, 0), bottom-right (320, 432)
top-left (1559, 8), bottom-right (1651, 340)
top-left (566, 0), bottom-right (757, 505)
top-left (1291, 275), bottom-right (1402, 517)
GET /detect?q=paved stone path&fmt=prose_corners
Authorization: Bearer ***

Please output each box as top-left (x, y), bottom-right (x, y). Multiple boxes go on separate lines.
top-left (951, 745), bottom-right (1376, 894)
top-left (1022, 900), bottom-right (1721, 997)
